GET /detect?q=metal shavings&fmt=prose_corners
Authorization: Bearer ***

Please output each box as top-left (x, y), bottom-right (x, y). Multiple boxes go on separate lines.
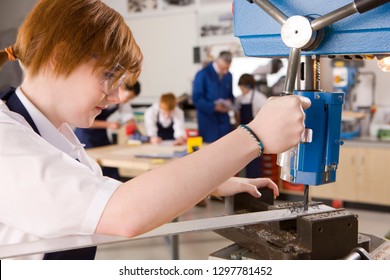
top-left (274, 201), bottom-right (321, 213)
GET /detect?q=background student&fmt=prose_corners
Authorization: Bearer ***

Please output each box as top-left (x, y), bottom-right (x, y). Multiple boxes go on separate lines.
top-left (144, 92), bottom-right (187, 145)
top-left (235, 73), bottom-right (268, 178)
top-left (106, 80), bottom-right (141, 143)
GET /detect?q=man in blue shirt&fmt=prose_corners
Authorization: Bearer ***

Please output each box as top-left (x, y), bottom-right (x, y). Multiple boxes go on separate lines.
top-left (192, 51), bottom-right (235, 143)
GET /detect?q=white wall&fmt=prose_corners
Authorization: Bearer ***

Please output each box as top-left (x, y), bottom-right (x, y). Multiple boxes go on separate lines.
top-left (0, 0), bottom-right (36, 90)
top-left (0, 0), bottom-right (36, 31)
top-left (103, 0), bottom-right (202, 102)
top-left (125, 13), bottom-right (199, 99)
top-left (361, 60), bottom-right (390, 107)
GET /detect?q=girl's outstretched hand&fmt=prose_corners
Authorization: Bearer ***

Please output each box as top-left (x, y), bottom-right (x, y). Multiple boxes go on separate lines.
top-left (212, 177), bottom-right (279, 198)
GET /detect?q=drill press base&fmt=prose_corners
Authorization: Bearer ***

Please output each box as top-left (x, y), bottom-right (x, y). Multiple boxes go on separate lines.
top-left (214, 194), bottom-right (390, 259)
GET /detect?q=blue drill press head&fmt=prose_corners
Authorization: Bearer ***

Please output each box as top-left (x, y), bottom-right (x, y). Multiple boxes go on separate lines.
top-left (235, 0), bottom-right (390, 57)
top-left (278, 91), bottom-right (344, 185)
top-left (234, 0), bottom-right (390, 186)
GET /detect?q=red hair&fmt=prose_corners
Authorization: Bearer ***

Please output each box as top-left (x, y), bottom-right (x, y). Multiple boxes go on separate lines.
top-left (160, 93), bottom-right (177, 111)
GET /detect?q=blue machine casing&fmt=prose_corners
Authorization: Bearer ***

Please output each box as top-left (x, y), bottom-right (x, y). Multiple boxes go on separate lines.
top-left (291, 91), bottom-right (344, 185)
top-left (234, 0), bottom-right (390, 57)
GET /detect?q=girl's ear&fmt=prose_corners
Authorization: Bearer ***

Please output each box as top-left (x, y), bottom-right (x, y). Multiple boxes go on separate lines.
top-left (49, 42), bottom-right (67, 72)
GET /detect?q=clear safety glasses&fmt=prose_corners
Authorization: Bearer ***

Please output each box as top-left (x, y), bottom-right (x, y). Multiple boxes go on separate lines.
top-left (99, 63), bottom-right (127, 96)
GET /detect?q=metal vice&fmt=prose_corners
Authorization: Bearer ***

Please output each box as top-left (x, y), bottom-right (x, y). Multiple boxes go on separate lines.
top-left (212, 192), bottom-right (389, 260)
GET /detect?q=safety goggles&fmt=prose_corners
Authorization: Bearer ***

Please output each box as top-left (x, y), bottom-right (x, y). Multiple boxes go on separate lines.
top-left (99, 63), bottom-right (127, 96)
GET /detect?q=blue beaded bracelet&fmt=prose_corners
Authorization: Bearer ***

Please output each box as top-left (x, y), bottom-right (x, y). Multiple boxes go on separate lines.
top-left (239, 124), bottom-right (264, 157)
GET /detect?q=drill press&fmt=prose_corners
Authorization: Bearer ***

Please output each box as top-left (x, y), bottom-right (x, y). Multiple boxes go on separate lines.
top-left (244, 0), bottom-right (390, 208)
top-left (213, 0), bottom-right (390, 259)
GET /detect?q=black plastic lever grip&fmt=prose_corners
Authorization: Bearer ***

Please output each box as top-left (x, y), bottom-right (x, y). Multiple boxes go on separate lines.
top-left (354, 0), bottom-right (390, 13)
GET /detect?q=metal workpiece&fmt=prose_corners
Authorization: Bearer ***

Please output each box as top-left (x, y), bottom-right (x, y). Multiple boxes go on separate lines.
top-left (0, 204), bottom-right (334, 259)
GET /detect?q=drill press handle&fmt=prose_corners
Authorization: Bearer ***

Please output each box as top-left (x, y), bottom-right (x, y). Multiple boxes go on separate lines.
top-left (248, 0), bottom-right (390, 94)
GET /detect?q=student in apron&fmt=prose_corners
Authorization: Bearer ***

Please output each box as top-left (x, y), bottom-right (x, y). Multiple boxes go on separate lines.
top-left (144, 93), bottom-right (186, 145)
top-left (0, 0), bottom-right (310, 260)
top-left (235, 74), bottom-right (268, 178)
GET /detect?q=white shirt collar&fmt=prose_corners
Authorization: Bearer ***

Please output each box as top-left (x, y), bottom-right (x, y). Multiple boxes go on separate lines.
top-left (15, 87), bottom-right (85, 160)
top-left (212, 62), bottom-right (221, 75)
top-left (240, 90), bottom-right (254, 103)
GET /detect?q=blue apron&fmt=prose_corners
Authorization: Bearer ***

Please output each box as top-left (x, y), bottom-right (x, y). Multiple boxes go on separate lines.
top-left (0, 87), bottom-right (97, 260)
top-left (74, 106), bottom-right (120, 180)
top-left (74, 107), bottom-right (118, 148)
top-left (156, 111), bottom-right (174, 140)
top-left (239, 92), bottom-right (261, 178)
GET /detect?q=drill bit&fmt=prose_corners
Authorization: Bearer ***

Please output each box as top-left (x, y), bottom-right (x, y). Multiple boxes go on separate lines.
top-left (303, 184), bottom-right (309, 211)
